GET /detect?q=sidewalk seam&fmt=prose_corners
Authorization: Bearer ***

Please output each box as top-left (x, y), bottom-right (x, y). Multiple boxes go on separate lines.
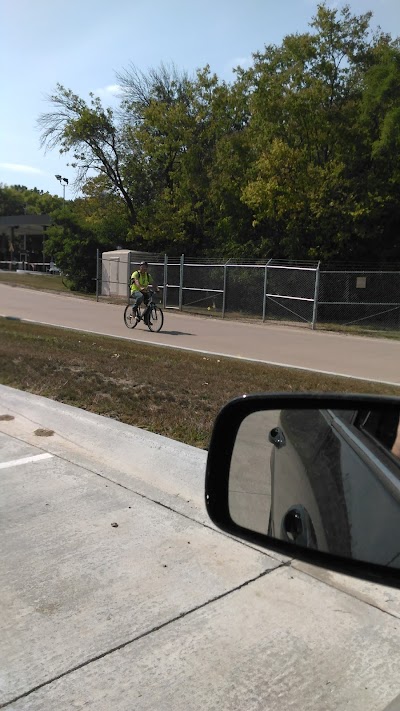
top-left (0, 564), bottom-right (288, 708)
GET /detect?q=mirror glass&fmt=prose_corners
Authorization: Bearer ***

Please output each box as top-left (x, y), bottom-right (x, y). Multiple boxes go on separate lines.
top-left (229, 407), bottom-right (400, 568)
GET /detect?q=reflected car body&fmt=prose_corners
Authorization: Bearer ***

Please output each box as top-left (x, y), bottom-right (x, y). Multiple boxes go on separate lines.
top-left (269, 408), bottom-right (400, 567)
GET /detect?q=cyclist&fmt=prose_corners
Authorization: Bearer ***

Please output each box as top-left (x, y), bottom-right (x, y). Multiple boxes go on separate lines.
top-left (130, 261), bottom-right (160, 317)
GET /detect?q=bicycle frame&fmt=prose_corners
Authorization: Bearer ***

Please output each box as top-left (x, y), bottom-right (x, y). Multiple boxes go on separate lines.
top-left (134, 289), bottom-right (156, 320)
top-left (124, 288), bottom-right (164, 333)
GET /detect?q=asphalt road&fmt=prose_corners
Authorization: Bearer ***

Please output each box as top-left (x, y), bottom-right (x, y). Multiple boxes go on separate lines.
top-left (1, 283), bottom-right (400, 384)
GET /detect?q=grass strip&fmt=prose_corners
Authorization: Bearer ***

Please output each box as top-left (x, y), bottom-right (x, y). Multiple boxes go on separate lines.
top-left (0, 272), bottom-right (71, 292)
top-left (1, 318), bottom-right (399, 449)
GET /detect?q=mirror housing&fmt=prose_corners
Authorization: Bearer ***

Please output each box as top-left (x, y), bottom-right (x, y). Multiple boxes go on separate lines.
top-left (205, 393), bottom-right (400, 588)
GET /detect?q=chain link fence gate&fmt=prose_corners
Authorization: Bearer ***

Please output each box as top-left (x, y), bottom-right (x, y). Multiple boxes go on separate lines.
top-left (162, 257), bottom-right (320, 326)
top-left (265, 262), bottom-right (321, 327)
top-left (164, 256), bottom-right (225, 313)
top-left (318, 270), bottom-right (400, 331)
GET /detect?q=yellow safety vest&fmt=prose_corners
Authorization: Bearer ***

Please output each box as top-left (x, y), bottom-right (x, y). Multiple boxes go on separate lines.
top-left (130, 270), bottom-right (152, 293)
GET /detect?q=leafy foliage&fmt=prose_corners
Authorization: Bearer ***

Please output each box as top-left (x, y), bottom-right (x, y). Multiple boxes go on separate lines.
top-left (32, 3), bottom-right (400, 270)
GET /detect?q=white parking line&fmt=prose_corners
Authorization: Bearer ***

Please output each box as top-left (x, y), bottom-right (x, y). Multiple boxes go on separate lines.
top-left (0, 452), bottom-right (53, 470)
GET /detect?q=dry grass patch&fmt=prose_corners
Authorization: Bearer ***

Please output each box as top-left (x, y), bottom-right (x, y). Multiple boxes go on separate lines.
top-left (1, 318), bottom-right (399, 449)
top-left (0, 272), bottom-right (71, 293)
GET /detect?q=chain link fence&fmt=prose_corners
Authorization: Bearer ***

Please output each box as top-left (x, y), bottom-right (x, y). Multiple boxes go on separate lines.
top-left (97, 252), bottom-right (400, 332)
top-left (162, 259), bottom-right (320, 325)
top-left (264, 264), bottom-right (318, 324)
top-left (0, 260), bottom-right (55, 273)
top-left (318, 271), bottom-right (400, 331)
top-left (225, 265), bottom-right (265, 318)
top-left (178, 262), bottom-right (225, 313)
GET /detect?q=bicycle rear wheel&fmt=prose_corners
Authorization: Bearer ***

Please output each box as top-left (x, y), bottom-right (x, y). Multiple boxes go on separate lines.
top-left (147, 304), bottom-right (164, 332)
top-left (124, 304), bottom-right (139, 329)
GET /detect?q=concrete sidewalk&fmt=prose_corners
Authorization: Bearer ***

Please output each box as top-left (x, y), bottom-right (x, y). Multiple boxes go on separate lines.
top-left (1, 283), bottom-right (400, 385)
top-left (1, 385), bottom-right (400, 710)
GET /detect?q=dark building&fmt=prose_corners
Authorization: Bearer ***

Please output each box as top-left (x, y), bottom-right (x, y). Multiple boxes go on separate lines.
top-left (0, 214), bottom-right (52, 270)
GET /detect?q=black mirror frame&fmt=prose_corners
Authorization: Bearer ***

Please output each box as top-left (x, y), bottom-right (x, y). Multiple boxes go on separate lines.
top-left (205, 392), bottom-right (400, 588)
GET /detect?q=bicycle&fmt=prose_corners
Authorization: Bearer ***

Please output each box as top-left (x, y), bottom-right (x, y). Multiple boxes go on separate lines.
top-left (123, 288), bottom-right (164, 333)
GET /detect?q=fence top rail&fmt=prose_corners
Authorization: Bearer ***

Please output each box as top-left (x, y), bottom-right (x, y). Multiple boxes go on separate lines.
top-left (184, 263), bottom-right (228, 268)
top-left (321, 270), bottom-right (400, 275)
top-left (184, 262), bottom-right (266, 269)
top-left (128, 262), bottom-right (165, 268)
top-left (318, 301), bottom-right (400, 306)
top-left (266, 293), bottom-right (314, 302)
top-left (183, 263), bottom-right (318, 271)
top-left (182, 287), bottom-right (224, 293)
top-left (186, 258), bottom-right (319, 266)
top-left (264, 264), bottom-right (318, 272)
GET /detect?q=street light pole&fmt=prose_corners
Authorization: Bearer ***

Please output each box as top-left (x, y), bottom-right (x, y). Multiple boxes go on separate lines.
top-left (55, 174), bottom-right (68, 208)
top-left (53, 175), bottom-right (69, 272)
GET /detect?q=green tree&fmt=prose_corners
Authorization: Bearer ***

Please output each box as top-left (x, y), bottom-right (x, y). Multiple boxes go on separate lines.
top-left (42, 178), bottom-right (130, 292)
top-left (78, 175), bottom-right (131, 246)
top-left (37, 6), bottom-right (400, 264)
top-left (0, 184), bottom-right (63, 217)
top-left (118, 63), bottom-right (204, 252)
top-left (352, 44), bottom-right (400, 260)
top-left (240, 3), bottom-right (396, 261)
top-left (38, 86), bottom-right (139, 225)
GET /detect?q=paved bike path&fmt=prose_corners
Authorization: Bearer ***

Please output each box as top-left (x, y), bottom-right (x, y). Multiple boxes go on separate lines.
top-left (1, 283), bottom-right (399, 385)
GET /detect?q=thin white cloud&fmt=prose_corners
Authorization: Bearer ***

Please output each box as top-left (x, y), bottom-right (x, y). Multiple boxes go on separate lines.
top-left (223, 56), bottom-right (253, 79)
top-left (0, 162), bottom-right (43, 175)
top-left (231, 56), bottom-right (252, 68)
top-left (93, 84), bottom-right (122, 99)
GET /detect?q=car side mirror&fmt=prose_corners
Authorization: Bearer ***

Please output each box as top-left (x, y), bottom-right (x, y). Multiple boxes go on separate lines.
top-left (205, 393), bottom-right (400, 587)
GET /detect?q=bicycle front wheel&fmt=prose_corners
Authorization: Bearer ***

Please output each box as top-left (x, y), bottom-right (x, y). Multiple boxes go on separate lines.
top-left (147, 304), bottom-right (164, 332)
top-left (124, 304), bottom-right (139, 329)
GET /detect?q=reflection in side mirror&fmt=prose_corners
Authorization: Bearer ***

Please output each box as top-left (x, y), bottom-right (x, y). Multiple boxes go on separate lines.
top-left (228, 406), bottom-right (400, 569)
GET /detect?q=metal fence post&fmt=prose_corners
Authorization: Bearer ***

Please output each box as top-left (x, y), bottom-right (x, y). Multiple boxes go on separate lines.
top-left (126, 256), bottom-right (130, 302)
top-left (222, 264), bottom-right (227, 318)
top-left (179, 253), bottom-right (184, 311)
top-left (311, 262), bottom-right (321, 330)
top-left (163, 253), bottom-right (167, 309)
top-left (262, 259), bottom-right (272, 322)
top-left (96, 249), bottom-right (100, 302)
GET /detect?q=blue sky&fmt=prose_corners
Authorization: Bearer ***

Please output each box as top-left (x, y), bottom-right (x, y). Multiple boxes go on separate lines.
top-left (1, 0), bottom-right (399, 199)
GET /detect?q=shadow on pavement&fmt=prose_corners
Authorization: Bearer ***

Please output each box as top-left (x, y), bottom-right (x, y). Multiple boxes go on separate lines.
top-left (160, 330), bottom-right (194, 336)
